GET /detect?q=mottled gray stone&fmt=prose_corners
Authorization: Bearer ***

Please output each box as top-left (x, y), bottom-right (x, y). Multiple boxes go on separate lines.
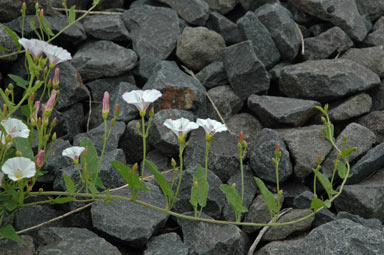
top-left (304, 26), bottom-right (353, 60)
top-left (280, 59), bottom-right (381, 101)
top-left (357, 110), bottom-right (384, 143)
top-left (255, 3), bottom-right (301, 61)
top-left (249, 128), bottom-right (293, 183)
top-left (356, 0), bottom-right (384, 22)
top-left (204, 0), bottom-right (237, 14)
top-left (71, 40), bottom-right (137, 81)
top-left (157, 0), bottom-right (209, 25)
top-left (364, 28), bottom-right (384, 46)
top-left (82, 14), bottom-right (130, 42)
top-left (144, 233), bottom-right (188, 255)
top-left (328, 93), bottom-right (372, 122)
top-left (140, 150), bottom-right (170, 177)
top-left (0, 235), bottom-right (34, 255)
top-left (0, 0), bottom-right (53, 22)
top-left (207, 85), bottom-right (243, 121)
top-left (136, 54), bottom-right (162, 80)
top-left (341, 46), bottom-right (384, 78)
top-left (44, 138), bottom-right (73, 176)
top-left (91, 183), bottom-right (169, 248)
top-left (93, 0), bottom-right (124, 10)
top-left (226, 113), bottom-right (263, 149)
top-left (54, 103), bottom-right (84, 141)
top-left (248, 95), bottom-right (320, 127)
top-left (278, 125), bottom-right (332, 180)
top-left (282, 180), bottom-right (310, 208)
top-left (206, 11), bottom-right (242, 45)
top-left (237, 11), bottom-right (281, 69)
top-left (337, 211), bottom-right (382, 231)
top-left (120, 119), bottom-right (145, 164)
top-left (176, 26), bottom-right (226, 71)
top-left (223, 40), bottom-right (270, 100)
top-left (290, 0), bottom-right (368, 42)
top-left (239, 0), bottom-right (279, 11)
top-left (37, 227), bottom-right (121, 255)
top-left (196, 61), bottom-right (228, 88)
top-left (0, 25), bottom-right (18, 63)
top-left (98, 149), bottom-right (127, 188)
top-left (322, 123), bottom-right (376, 179)
top-left (335, 170), bottom-right (384, 221)
top-left (122, 6), bottom-right (180, 59)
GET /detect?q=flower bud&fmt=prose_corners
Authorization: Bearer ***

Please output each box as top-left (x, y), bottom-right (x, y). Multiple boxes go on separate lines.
top-left (44, 90), bottom-right (56, 114)
top-left (317, 156), bottom-right (322, 165)
top-left (133, 163), bottom-right (139, 172)
top-left (35, 150), bottom-right (45, 168)
top-left (51, 117), bottom-right (57, 127)
top-left (275, 144), bottom-right (281, 158)
top-left (171, 158), bottom-right (177, 168)
top-left (8, 83), bottom-right (13, 91)
top-left (16, 150), bottom-right (23, 157)
top-left (37, 117), bottom-right (42, 127)
top-left (29, 92), bottom-right (34, 104)
top-left (5, 88), bottom-right (10, 97)
top-left (2, 104), bottom-right (7, 118)
top-left (21, 2), bottom-right (27, 14)
top-left (149, 107), bottom-right (154, 118)
top-left (52, 68), bottom-right (60, 89)
top-left (51, 132), bottom-right (56, 142)
top-left (102, 91), bottom-right (110, 120)
top-left (193, 181), bottom-right (198, 188)
top-left (239, 131), bottom-right (243, 143)
top-left (114, 104), bottom-right (119, 118)
top-left (39, 8), bottom-right (44, 19)
top-left (232, 183), bottom-right (236, 188)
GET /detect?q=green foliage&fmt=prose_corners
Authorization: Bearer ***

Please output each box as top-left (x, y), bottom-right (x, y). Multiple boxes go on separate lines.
top-left (190, 164), bottom-right (209, 217)
top-left (8, 74), bottom-right (28, 90)
top-left (80, 138), bottom-right (104, 189)
top-left (68, 6), bottom-right (77, 23)
top-left (2, 25), bottom-right (20, 50)
top-left (254, 177), bottom-right (280, 221)
top-left (219, 184), bottom-right (247, 222)
top-left (64, 174), bottom-right (75, 195)
top-left (0, 224), bottom-right (20, 242)
top-left (13, 137), bottom-right (33, 160)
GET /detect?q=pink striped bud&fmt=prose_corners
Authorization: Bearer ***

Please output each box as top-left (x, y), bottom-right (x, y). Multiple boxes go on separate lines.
top-left (102, 91), bottom-right (110, 120)
top-left (45, 90), bottom-right (56, 113)
top-left (52, 68), bottom-right (60, 89)
top-left (34, 101), bottom-right (40, 121)
top-left (35, 150), bottom-right (45, 168)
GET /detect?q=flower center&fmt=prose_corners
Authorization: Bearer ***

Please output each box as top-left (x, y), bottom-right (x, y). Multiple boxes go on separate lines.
top-left (14, 168), bottom-right (23, 179)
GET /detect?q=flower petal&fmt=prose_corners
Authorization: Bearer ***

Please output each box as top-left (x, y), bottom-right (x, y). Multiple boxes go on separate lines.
top-left (2, 157), bottom-right (36, 181)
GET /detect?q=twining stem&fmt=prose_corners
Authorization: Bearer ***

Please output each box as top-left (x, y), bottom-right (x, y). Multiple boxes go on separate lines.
top-left (141, 114), bottom-right (146, 177)
top-left (94, 119), bottom-right (113, 184)
top-left (204, 139), bottom-right (211, 180)
top-left (171, 140), bottom-right (185, 209)
top-left (239, 144), bottom-right (245, 203)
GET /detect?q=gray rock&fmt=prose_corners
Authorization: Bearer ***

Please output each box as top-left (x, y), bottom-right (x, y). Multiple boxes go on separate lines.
top-left (280, 59), bottom-right (381, 101)
top-left (328, 93), bottom-right (372, 122)
top-left (293, 190), bottom-right (314, 209)
top-left (282, 180), bottom-right (310, 208)
top-left (226, 113), bottom-right (263, 149)
top-left (255, 3), bottom-right (301, 61)
top-left (0, 25), bottom-right (18, 63)
top-left (54, 103), bottom-right (84, 141)
top-left (263, 209), bottom-right (314, 241)
top-left (207, 85), bottom-right (243, 121)
top-left (321, 122), bottom-right (376, 179)
top-left (37, 227), bottom-right (122, 255)
top-left (176, 212), bottom-right (247, 255)
top-left (357, 110), bottom-right (384, 143)
top-left (223, 40), bottom-right (270, 100)
top-left (206, 11), bottom-right (242, 45)
top-left (71, 40), bottom-right (137, 81)
top-left (308, 22), bottom-right (334, 37)
top-left (290, 0), bottom-right (368, 42)
top-left (82, 14), bottom-right (130, 42)
top-left (143, 61), bottom-right (207, 117)
top-left (53, 0), bottom-right (89, 9)
top-left (239, 0), bottom-right (279, 11)
top-left (136, 54), bottom-right (162, 80)
top-left (337, 211), bottom-right (382, 231)
top-left (269, 62), bottom-right (291, 81)
top-left (341, 46), bottom-right (384, 78)
top-left (364, 28), bottom-right (384, 46)
top-left (347, 143), bottom-right (384, 184)
top-left (373, 16), bottom-right (384, 31)
top-left (237, 11), bottom-right (281, 69)
top-left (355, 0), bottom-right (384, 22)
top-left (93, 0), bottom-right (124, 10)
top-left (249, 128), bottom-right (293, 183)
top-left (98, 149), bottom-right (127, 188)
top-left (157, 0), bottom-right (209, 25)
top-left (204, 0), bottom-right (237, 14)
top-left (248, 95), bottom-right (320, 127)
top-left (184, 128), bottom-right (239, 182)
top-left (0, 235), bottom-right (34, 255)
top-left (140, 150), bottom-right (170, 177)
top-left (304, 26), bottom-right (353, 60)
top-left (176, 26), bottom-right (226, 71)
top-left (122, 6), bottom-right (180, 59)
top-left (312, 207), bottom-right (337, 228)
top-left (196, 61), bottom-right (228, 88)
top-left (370, 82), bottom-right (384, 112)
top-left (278, 125), bottom-right (332, 180)
top-left (119, 119), bottom-right (146, 164)
top-left (256, 219), bottom-right (384, 255)
top-left (0, 0), bottom-right (53, 22)
top-left (335, 170), bottom-right (384, 221)
top-left (144, 233), bottom-right (188, 255)
top-left (44, 138), bottom-right (73, 177)
top-left (91, 183), bottom-right (169, 248)
top-left (148, 109), bottom-right (195, 156)
top-left (74, 120), bottom-right (126, 154)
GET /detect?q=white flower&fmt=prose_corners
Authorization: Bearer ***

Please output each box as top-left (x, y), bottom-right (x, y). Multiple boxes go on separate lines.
top-left (163, 118), bottom-right (199, 138)
top-left (1, 118), bottom-right (30, 139)
top-left (122, 89), bottom-right (162, 112)
top-left (18, 38), bottom-right (48, 58)
top-left (62, 146), bottom-right (85, 161)
top-left (196, 118), bottom-right (228, 136)
top-left (44, 44), bottom-right (72, 65)
top-left (2, 157), bottom-right (36, 181)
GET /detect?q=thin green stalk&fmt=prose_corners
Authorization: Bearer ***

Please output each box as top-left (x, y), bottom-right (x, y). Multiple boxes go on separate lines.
top-left (239, 145), bottom-right (245, 203)
top-left (171, 141), bottom-right (185, 209)
top-left (7, 74), bottom-right (35, 118)
top-left (141, 115), bottom-right (146, 177)
top-left (94, 119), bottom-right (113, 184)
top-left (204, 140), bottom-right (210, 179)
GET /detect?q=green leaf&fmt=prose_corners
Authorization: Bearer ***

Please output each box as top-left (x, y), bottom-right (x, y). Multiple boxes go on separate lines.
top-left (0, 224), bottom-right (20, 242)
top-left (63, 174), bottom-right (75, 195)
top-left (29, 18), bottom-right (37, 33)
top-left (80, 138), bottom-right (99, 185)
top-left (336, 161), bottom-right (347, 179)
top-left (0, 44), bottom-right (8, 52)
top-left (8, 74), bottom-right (28, 89)
top-left (254, 177), bottom-right (278, 217)
top-left (2, 25), bottom-right (19, 49)
top-left (49, 197), bottom-right (74, 204)
top-left (41, 17), bottom-right (54, 36)
top-left (342, 147), bottom-right (356, 158)
top-left (111, 161), bottom-right (149, 194)
top-left (88, 182), bottom-right (99, 195)
top-left (311, 197), bottom-right (331, 211)
top-left (0, 89), bottom-right (12, 108)
top-left (21, 105), bottom-right (31, 120)
top-left (315, 171), bottom-right (334, 199)
top-left (145, 159), bottom-right (176, 200)
top-left (220, 184), bottom-right (248, 213)
top-left (93, 0), bottom-right (101, 6)
top-left (13, 137), bottom-right (33, 160)
top-left (190, 164), bottom-right (209, 209)
top-left (68, 5), bottom-right (76, 23)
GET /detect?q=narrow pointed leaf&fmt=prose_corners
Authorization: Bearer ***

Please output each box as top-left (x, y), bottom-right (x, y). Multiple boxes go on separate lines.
top-left (63, 174), bottom-right (75, 195)
top-left (2, 25), bottom-right (19, 48)
top-left (80, 138), bottom-right (99, 186)
top-left (145, 159), bottom-right (175, 200)
top-left (315, 171), bottom-right (334, 199)
top-left (254, 177), bottom-right (278, 216)
top-left (8, 74), bottom-right (28, 89)
top-left (220, 184), bottom-right (248, 213)
top-left (68, 5), bottom-right (76, 23)
top-left (0, 224), bottom-right (20, 242)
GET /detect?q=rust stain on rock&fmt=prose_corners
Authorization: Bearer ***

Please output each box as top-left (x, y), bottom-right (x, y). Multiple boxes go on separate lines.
top-left (160, 86), bottom-right (195, 110)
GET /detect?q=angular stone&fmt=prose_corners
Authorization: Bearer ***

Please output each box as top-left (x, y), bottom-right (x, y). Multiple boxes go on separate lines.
top-left (0, 25), bottom-right (18, 63)
top-left (54, 103), bottom-right (85, 141)
top-left (226, 113), bottom-right (263, 148)
top-left (321, 123), bottom-right (376, 179)
top-left (248, 95), bottom-right (320, 127)
top-left (144, 233), bottom-right (188, 255)
top-left (280, 59), bottom-right (381, 101)
top-left (341, 46), bottom-right (384, 78)
top-left (347, 143), bottom-right (384, 184)
top-left (304, 26), bottom-right (353, 60)
top-left (148, 109), bottom-right (195, 156)
top-left (357, 111), bottom-right (384, 143)
top-left (249, 129), bottom-right (293, 183)
top-left (143, 61), bottom-right (207, 117)
top-left (207, 85), bottom-right (243, 121)
top-left (135, 54), bottom-right (162, 80)
top-left (120, 119), bottom-right (146, 164)
top-left (278, 125), bottom-right (332, 180)
top-left (337, 211), bottom-right (383, 231)
top-left (328, 93), bottom-right (372, 122)
top-left (91, 183), bottom-right (169, 248)
top-left (206, 11), bottom-right (242, 45)
top-left (255, 3), bottom-right (301, 61)
top-left (290, 0), bottom-right (368, 42)
top-left (184, 128), bottom-right (239, 182)
top-left (71, 40), bottom-right (137, 81)
top-left (355, 0), bottom-right (384, 22)
top-left (223, 40), bottom-right (270, 100)
top-left (196, 61), bottom-right (228, 88)
top-left (44, 138), bottom-right (73, 177)
top-left (335, 170), bottom-right (384, 221)
top-left (239, 0), bottom-right (280, 11)
top-left (37, 227), bottom-right (122, 255)
top-left (122, 6), bottom-right (180, 59)
top-left (93, 0), bottom-right (124, 10)
top-left (176, 26), bottom-right (226, 71)
top-left (364, 28), bottom-right (384, 47)
top-left (141, 150), bottom-right (170, 177)
top-left (237, 11), bottom-right (281, 69)
top-left (0, 235), bottom-right (34, 255)
top-left (282, 180), bottom-right (310, 208)
top-left (82, 14), bottom-right (130, 42)
top-left (157, 0), bottom-right (209, 25)
top-left (204, 0), bottom-right (237, 14)
top-left (97, 149), bottom-right (127, 188)
top-left (0, 0), bottom-right (52, 22)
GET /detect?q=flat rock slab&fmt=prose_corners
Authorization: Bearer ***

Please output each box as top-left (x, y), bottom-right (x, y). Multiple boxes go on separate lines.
top-left (280, 59), bottom-right (380, 101)
top-left (158, 0), bottom-right (209, 25)
top-left (0, 235), bottom-right (34, 255)
top-left (144, 233), bottom-right (188, 255)
top-left (248, 94), bottom-right (320, 127)
top-left (328, 93), bottom-right (372, 122)
top-left (82, 14), bottom-right (130, 42)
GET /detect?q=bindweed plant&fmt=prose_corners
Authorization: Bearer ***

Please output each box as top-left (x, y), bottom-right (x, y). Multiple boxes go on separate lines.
top-left (0, 0), bottom-right (355, 243)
